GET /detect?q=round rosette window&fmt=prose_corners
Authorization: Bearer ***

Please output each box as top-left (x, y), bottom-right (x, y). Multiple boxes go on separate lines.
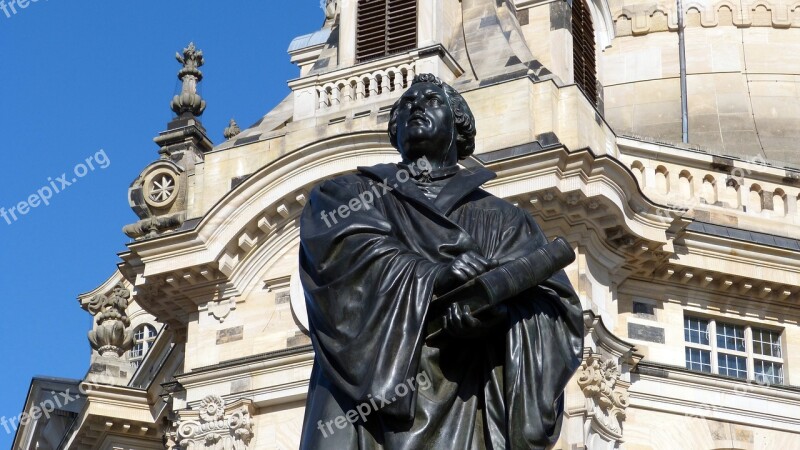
top-left (143, 167), bottom-right (180, 208)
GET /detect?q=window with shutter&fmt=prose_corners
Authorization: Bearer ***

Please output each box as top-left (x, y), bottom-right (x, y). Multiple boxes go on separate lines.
top-left (572, 0), bottom-right (598, 105)
top-left (356, 0), bottom-right (418, 63)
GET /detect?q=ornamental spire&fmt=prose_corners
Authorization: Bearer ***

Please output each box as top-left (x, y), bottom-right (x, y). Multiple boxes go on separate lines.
top-left (170, 42), bottom-right (207, 118)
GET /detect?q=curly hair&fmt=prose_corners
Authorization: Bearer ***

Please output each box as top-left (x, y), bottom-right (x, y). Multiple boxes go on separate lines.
top-left (388, 74), bottom-right (476, 160)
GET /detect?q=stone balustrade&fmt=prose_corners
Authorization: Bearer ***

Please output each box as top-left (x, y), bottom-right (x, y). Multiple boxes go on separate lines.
top-left (315, 63), bottom-right (417, 111)
top-left (289, 45), bottom-right (464, 121)
top-left (619, 137), bottom-right (800, 228)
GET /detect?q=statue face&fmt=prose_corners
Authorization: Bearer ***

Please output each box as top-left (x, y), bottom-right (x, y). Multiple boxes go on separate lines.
top-left (394, 82), bottom-right (456, 166)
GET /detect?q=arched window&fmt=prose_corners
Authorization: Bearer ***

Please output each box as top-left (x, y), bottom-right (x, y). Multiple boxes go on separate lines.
top-left (356, 0), bottom-right (417, 62)
top-left (572, 0), bottom-right (598, 105)
top-left (129, 324), bottom-right (157, 368)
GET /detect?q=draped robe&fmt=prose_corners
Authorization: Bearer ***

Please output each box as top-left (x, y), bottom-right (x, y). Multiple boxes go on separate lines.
top-left (299, 164), bottom-right (583, 450)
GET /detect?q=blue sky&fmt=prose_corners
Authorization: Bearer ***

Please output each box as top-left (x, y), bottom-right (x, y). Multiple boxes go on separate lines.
top-left (0, 1), bottom-right (321, 445)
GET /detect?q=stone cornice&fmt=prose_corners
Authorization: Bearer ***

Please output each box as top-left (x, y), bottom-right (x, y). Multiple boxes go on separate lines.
top-left (631, 361), bottom-right (800, 432)
top-left (621, 277), bottom-right (800, 321)
top-left (63, 384), bottom-right (164, 449)
top-left (175, 345), bottom-right (313, 387)
top-left (669, 229), bottom-right (800, 296)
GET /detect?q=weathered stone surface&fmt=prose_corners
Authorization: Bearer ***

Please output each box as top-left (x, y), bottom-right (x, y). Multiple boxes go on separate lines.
top-left (628, 322), bottom-right (666, 343)
top-left (216, 326), bottom-right (244, 344)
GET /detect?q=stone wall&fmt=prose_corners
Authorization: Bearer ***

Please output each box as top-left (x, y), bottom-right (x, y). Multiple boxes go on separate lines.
top-left (602, 0), bottom-right (800, 166)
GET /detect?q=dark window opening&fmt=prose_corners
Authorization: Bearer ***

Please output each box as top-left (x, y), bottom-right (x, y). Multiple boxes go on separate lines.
top-left (572, 0), bottom-right (597, 105)
top-left (356, 0), bottom-right (418, 63)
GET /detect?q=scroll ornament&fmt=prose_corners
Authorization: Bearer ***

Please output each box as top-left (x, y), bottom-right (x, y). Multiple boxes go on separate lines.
top-left (576, 354), bottom-right (630, 437)
top-left (165, 395), bottom-right (254, 450)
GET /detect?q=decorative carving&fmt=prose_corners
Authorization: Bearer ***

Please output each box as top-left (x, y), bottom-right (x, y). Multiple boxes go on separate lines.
top-left (123, 212), bottom-right (187, 239)
top-left (149, 174), bottom-right (176, 203)
top-left (143, 167), bottom-right (181, 209)
top-left (223, 119), bottom-right (241, 140)
top-left (165, 395), bottom-right (255, 450)
top-left (124, 162), bottom-right (187, 239)
top-left (87, 283), bottom-right (133, 357)
top-left (323, 0), bottom-right (338, 20)
top-left (206, 298), bottom-right (237, 323)
top-left (171, 42), bottom-right (207, 118)
top-left (577, 353), bottom-right (630, 440)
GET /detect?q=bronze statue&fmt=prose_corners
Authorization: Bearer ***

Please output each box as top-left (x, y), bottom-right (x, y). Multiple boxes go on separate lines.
top-left (299, 74), bottom-right (583, 449)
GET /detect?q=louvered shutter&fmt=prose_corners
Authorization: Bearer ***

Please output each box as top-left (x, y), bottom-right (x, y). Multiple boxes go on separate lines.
top-left (572, 0), bottom-right (597, 104)
top-left (357, 0), bottom-right (417, 63)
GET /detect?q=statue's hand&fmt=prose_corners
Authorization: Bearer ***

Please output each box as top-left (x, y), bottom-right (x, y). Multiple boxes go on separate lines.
top-left (442, 303), bottom-right (508, 339)
top-left (434, 251), bottom-right (497, 295)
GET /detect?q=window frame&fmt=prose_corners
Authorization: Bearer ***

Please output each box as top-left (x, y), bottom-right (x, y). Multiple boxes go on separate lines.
top-left (129, 324), bottom-right (158, 368)
top-left (683, 314), bottom-right (784, 385)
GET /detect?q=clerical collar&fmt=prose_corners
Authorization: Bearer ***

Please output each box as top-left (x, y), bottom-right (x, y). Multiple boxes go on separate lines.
top-left (399, 162), bottom-right (459, 182)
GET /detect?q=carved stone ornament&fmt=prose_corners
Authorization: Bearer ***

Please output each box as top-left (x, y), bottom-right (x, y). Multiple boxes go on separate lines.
top-left (144, 166), bottom-right (181, 209)
top-left (322, 0), bottom-right (338, 20)
top-left (206, 298), bottom-right (237, 323)
top-left (223, 118), bottom-right (241, 140)
top-left (576, 353), bottom-right (630, 440)
top-left (124, 162), bottom-right (186, 239)
top-left (87, 283), bottom-right (133, 357)
top-left (165, 395), bottom-right (255, 450)
top-left (171, 42), bottom-right (207, 118)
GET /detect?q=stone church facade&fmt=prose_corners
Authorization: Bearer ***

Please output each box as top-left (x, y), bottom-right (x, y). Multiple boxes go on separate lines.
top-left (14, 0), bottom-right (800, 448)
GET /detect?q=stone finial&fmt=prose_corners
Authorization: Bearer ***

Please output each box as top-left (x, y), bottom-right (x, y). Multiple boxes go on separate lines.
top-left (87, 283), bottom-right (133, 357)
top-left (170, 42), bottom-right (207, 118)
top-left (324, 0), bottom-right (338, 20)
top-left (223, 118), bottom-right (241, 140)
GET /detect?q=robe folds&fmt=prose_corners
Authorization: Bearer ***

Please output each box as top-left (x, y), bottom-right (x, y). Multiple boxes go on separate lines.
top-left (298, 164), bottom-right (583, 450)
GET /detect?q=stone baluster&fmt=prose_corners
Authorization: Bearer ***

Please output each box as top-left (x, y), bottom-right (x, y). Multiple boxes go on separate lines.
top-left (379, 70), bottom-right (390, 96)
top-left (368, 73), bottom-right (379, 98)
top-left (321, 83), bottom-right (335, 107)
top-left (344, 79), bottom-right (356, 103)
top-left (391, 67), bottom-right (403, 92)
top-left (317, 87), bottom-right (327, 110)
top-left (333, 83), bottom-right (343, 106)
top-left (356, 77), bottom-right (366, 100)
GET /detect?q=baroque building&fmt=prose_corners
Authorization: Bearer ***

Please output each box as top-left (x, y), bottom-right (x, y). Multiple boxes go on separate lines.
top-left (14, 0), bottom-right (800, 448)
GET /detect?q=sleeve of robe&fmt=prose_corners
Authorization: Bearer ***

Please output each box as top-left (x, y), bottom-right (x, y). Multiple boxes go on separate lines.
top-left (299, 177), bottom-right (444, 421)
top-left (491, 208), bottom-right (584, 448)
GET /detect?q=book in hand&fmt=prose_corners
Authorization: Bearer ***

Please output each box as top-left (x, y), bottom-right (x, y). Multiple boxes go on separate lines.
top-left (425, 237), bottom-right (576, 341)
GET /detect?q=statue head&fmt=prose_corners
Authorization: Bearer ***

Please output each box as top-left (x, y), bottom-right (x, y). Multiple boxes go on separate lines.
top-left (389, 74), bottom-right (476, 167)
